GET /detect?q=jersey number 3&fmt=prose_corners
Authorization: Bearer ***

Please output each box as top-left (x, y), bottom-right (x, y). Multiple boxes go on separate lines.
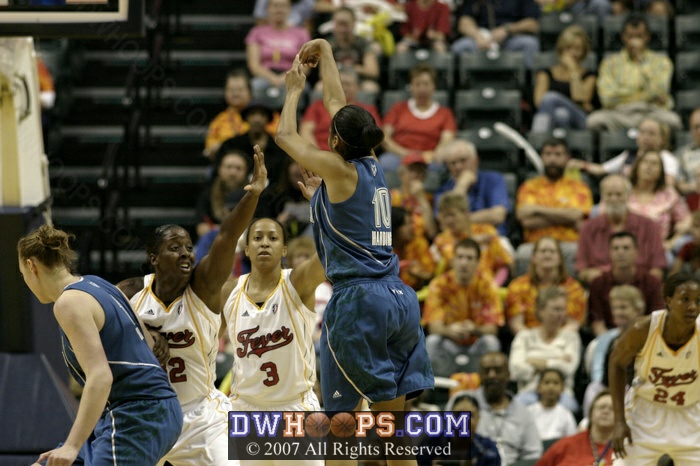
top-left (261, 362), bottom-right (280, 386)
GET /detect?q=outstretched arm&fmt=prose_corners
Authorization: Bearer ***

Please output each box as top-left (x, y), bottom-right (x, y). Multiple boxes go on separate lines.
top-left (192, 146), bottom-right (266, 310)
top-left (275, 53), bottom-right (356, 198)
top-left (609, 316), bottom-right (650, 459)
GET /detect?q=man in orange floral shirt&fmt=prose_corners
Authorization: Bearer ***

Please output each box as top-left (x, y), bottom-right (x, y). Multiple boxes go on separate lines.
top-left (204, 70), bottom-right (279, 159)
top-left (433, 192), bottom-right (512, 286)
top-left (515, 138), bottom-right (592, 276)
top-left (422, 239), bottom-right (503, 377)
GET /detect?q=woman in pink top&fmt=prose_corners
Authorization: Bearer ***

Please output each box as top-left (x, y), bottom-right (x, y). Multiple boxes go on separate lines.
top-left (627, 150), bottom-right (691, 254)
top-left (246, 0), bottom-right (310, 100)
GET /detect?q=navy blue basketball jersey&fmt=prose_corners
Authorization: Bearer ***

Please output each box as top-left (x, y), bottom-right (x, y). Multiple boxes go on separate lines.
top-left (310, 156), bottom-right (399, 283)
top-left (61, 275), bottom-right (176, 405)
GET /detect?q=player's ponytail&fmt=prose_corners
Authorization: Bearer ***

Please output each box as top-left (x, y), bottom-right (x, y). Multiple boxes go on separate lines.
top-left (18, 224), bottom-right (77, 272)
top-left (331, 105), bottom-right (384, 160)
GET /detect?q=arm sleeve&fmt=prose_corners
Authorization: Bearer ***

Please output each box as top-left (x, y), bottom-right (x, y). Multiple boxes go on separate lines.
top-left (545, 331), bottom-right (582, 379)
top-left (508, 331), bottom-right (536, 383)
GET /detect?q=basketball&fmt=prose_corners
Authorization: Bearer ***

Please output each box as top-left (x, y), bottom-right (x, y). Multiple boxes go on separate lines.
top-left (330, 412), bottom-right (356, 438)
top-left (305, 412), bottom-right (331, 438)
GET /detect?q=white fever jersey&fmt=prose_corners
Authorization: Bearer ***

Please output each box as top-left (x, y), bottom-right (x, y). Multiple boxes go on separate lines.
top-left (223, 269), bottom-right (317, 404)
top-left (631, 310), bottom-right (700, 408)
top-left (131, 274), bottom-right (221, 405)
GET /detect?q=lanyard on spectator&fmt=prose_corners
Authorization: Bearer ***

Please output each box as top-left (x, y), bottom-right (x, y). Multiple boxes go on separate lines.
top-left (589, 433), bottom-right (611, 466)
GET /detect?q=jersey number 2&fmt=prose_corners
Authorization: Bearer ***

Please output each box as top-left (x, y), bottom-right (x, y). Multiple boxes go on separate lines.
top-left (168, 357), bottom-right (187, 383)
top-left (653, 388), bottom-right (685, 406)
top-left (261, 362), bottom-right (279, 386)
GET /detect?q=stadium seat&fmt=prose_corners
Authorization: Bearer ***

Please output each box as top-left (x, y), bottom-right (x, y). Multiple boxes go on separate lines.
top-left (602, 14), bottom-right (668, 52)
top-left (527, 130), bottom-right (596, 162)
top-left (309, 89), bottom-right (378, 107)
top-left (599, 130), bottom-right (638, 163)
top-left (458, 128), bottom-right (520, 172)
top-left (675, 52), bottom-right (700, 91)
top-left (676, 0), bottom-right (700, 14)
top-left (251, 86), bottom-right (286, 112)
top-left (676, 130), bottom-right (692, 149)
top-left (538, 13), bottom-right (598, 52)
top-left (676, 15), bottom-right (700, 51)
top-left (381, 89), bottom-right (449, 114)
top-left (454, 89), bottom-right (522, 130)
top-left (458, 51), bottom-right (526, 90)
top-left (675, 90), bottom-right (700, 125)
top-left (387, 50), bottom-right (455, 90)
top-left (532, 51), bottom-right (598, 73)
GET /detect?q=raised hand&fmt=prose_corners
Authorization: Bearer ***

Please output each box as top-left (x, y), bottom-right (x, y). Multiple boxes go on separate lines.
top-left (284, 55), bottom-right (307, 94)
top-left (298, 39), bottom-right (330, 68)
top-left (298, 165), bottom-right (322, 201)
top-left (245, 145), bottom-right (268, 196)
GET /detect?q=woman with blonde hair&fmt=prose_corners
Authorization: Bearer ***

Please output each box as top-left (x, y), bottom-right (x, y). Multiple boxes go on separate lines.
top-left (582, 285), bottom-right (645, 416)
top-left (506, 236), bottom-right (586, 335)
top-left (532, 25), bottom-right (597, 132)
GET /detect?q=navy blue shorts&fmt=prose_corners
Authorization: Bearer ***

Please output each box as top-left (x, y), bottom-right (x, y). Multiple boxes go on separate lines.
top-left (47, 397), bottom-right (182, 465)
top-left (320, 277), bottom-right (434, 411)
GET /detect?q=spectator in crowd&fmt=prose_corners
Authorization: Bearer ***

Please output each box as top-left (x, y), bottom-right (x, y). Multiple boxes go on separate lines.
top-left (392, 206), bottom-right (436, 290)
top-left (204, 70), bottom-right (279, 160)
top-left (671, 210), bottom-right (700, 275)
top-left (196, 149), bottom-right (250, 238)
top-left (381, 64), bottom-right (456, 172)
top-left (627, 150), bottom-right (691, 254)
top-left (583, 285), bottom-right (644, 417)
top-left (570, 117), bottom-right (678, 186)
top-left (246, 0), bottom-right (310, 98)
top-left (219, 101), bottom-right (289, 185)
top-left (675, 107), bottom-right (700, 195)
top-left (194, 188), bottom-right (247, 265)
top-left (392, 153), bottom-right (438, 240)
top-left (396, 0), bottom-right (451, 53)
top-left (588, 232), bottom-right (665, 336)
top-left (535, 391), bottom-right (615, 466)
top-left (451, 0), bottom-right (541, 69)
top-left (527, 368), bottom-right (578, 441)
top-left (324, 7), bottom-right (380, 92)
top-left (506, 236), bottom-right (586, 335)
top-left (509, 286), bottom-right (581, 413)
top-left (515, 138), bottom-right (593, 276)
top-left (448, 352), bottom-right (543, 466)
top-left (434, 139), bottom-right (510, 236)
top-left (433, 192), bottom-right (512, 285)
top-left (37, 56), bottom-right (56, 145)
top-left (576, 174), bottom-right (666, 284)
top-left (536, 0), bottom-right (610, 25)
top-left (450, 394), bottom-right (501, 466)
top-left (422, 239), bottom-right (503, 376)
top-left (253, 0), bottom-right (337, 28)
top-left (301, 66), bottom-right (381, 150)
top-left (611, 0), bottom-right (674, 17)
top-left (256, 160), bottom-right (312, 238)
top-left (586, 14), bottom-right (681, 131)
top-left (531, 25), bottom-right (597, 133)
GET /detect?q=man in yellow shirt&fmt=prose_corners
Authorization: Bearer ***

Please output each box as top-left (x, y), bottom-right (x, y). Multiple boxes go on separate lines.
top-left (586, 14), bottom-right (681, 131)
